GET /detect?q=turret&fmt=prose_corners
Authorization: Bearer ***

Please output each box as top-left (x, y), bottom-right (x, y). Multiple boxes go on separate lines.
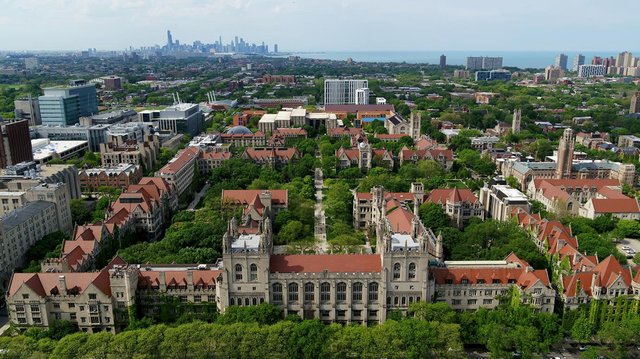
top-left (435, 232), bottom-right (444, 262)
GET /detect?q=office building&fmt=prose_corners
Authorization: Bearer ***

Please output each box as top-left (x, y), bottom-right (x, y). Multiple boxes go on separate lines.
top-left (475, 69), bottom-right (512, 81)
top-left (439, 54), bottom-right (446, 68)
top-left (479, 184), bottom-right (530, 221)
top-left (39, 82), bottom-right (98, 126)
top-left (141, 103), bottom-right (203, 136)
top-left (324, 79), bottom-right (369, 105)
top-left (544, 66), bottom-right (563, 82)
top-left (555, 53), bottom-right (568, 71)
top-left (355, 88), bottom-right (369, 105)
top-left (466, 56), bottom-right (503, 70)
top-left (80, 109), bottom-right (137, 126)
top-left (577, 65), bottom-right (605, 78)
top-left (630, 92), bottom-right (640, 114)
top-left (31, 139), bottom-right (88, 164)
top-left (572, 54), bottom-right (585, 71)
top-left (0, 120), bottom-right (33, 169)
top-left (14, 97), bottom-right (41, 126)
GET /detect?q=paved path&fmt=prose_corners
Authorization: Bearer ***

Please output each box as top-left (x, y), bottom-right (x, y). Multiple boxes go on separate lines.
top-left (187, 183), bottom-right (210, 211)
top-left (617, 238), bottom-right (640, 265)
top-left (314, 168), bottom-right (328, 253)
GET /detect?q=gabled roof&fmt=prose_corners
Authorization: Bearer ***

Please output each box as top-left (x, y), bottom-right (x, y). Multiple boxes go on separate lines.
top-left (563, 272), bottom-right (595, 297)
top-left (158, 147), bottom-right (198, 175)
top-left (592, 255), bottom-right (632, 288)
top-left (269, 254), bottom-right (381, 273)
top-left (8, 270), bottom-right (111, 297)
top-left (222, 189), bottom-right (288, 207)
top-left (591, 198), bottom-right (640, 214)
top-left (243, 147), bottom-right (299, 161)
top-left (427, 188), bottom-right (478, 204)
top-left (386, 207), bottom-right (415, 234)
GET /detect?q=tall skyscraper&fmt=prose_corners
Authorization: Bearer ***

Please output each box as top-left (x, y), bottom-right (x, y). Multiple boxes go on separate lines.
top-left (556, 128), bottom-right (575, 179)
top-left (630, 92), bottom-right (640, 114)
top-left (274, 44), bottom-right (278, 53)
top-left (324, 79), bottom-right (369, 105)
top-left (555, 54), bottom-right (568, 71)
top-left (572, 54), bottom-right (585, 71)
top-left (167, 30), bottom-right (173, 48)
top-left (592, 56), bottom-right (603, 65)
top-left (39, 82), bottom-right (98, 126)
top-left (439, 54), bottom-right (446, 69)
top-left (0, 120), bottom-right (33, 168)
top-left (617, 51), bottom-right (634, 68)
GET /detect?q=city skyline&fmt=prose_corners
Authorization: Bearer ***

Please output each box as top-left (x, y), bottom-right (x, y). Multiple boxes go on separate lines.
top-left (1, 0), bottom-right (640, 52)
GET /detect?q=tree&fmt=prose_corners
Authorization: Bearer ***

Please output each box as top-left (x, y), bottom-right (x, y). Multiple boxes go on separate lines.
top-left (419, 202), bottom-right (450, 232)
top-left (409, 302), bottom-right (456, 323)
top-left (277, 220), bottom-right (305, 245)
top-left (69, 199), bottom-right (91, 225)
top-left (571, 316), bottom-right (594, 343)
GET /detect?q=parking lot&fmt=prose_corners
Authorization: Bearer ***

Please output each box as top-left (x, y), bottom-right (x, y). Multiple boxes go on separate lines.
top-left (616, 238), bottom-right (640, 265)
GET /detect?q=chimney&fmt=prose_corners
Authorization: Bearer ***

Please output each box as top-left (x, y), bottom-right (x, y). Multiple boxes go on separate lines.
top-left (187, 271), bottom-right (193, 288)
top-left (58, 275), bottom-right (67, 294)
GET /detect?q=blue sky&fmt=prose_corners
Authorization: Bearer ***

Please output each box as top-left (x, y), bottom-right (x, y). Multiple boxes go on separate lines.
top-left (1, 0), bottom-right (639, 51)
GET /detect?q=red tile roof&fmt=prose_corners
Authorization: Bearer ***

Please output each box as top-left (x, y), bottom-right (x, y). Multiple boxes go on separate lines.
top-left (592, 255), bottom-right (632, 288)
top-left (427, 188), bottom-right (478, 204)
top-left (327, 127), bottom-right (364, 137)
top-left (8, 270), bottom-right (111, 297)
top-left (269, 254), bottom-right (381, 273)
top-left (158, 147), bottom-right (198, 175)
top-left (243, 147), bottom-right (299, 162)
top-left (137, 270), bottom-right (223, 289)
top-left (591, 198), bottom-right (640, 214)
top-left (222, 189), bottom-right (288, 207)
top-left (386, 207), bottom-right (415, 234)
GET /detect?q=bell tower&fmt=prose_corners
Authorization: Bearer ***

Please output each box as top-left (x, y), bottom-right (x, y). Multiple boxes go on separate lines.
top-left (556, 128), bottom-right (575, 179)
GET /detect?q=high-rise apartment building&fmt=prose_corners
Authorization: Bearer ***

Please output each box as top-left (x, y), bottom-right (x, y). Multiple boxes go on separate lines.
top-left (0, 120), bottom-right (33, 168)
top-left (324, 79), bottom-right (369, 105)
top-left (439, 54), bottom-right (446, 68)
top-left (577, 65), bottom-right (605, 78)
top-left (592, 56), bottom-right (603, 65)
top-left (617, 51), bottom-right (634, 68)
top-left (572, 54), bottom-right (585, 71)
top-left (39, 82), bottom-right (98, 126)
top-left (555, 53), bottom-right (568, 70)
top-left (544, 66), bottom-right (563, 82)
top-left (466, 56), bottom-right (503, 70)
top-left (630, 92), bottom-right (640, 114)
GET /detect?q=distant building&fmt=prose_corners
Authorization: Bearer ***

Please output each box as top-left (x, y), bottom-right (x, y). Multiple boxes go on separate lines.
top-left (31, 139), bottom-right (88, 164)
top-left (0, 162), bottom-right (81, 199)
top-left (544, 66), bottom-right (563, 82)
top-left (630, 92), bottom-right (640, 114)
top-left (146, 103), bottom-right (203, 136)
top-left (24, 57), bottom-right (39, 70)
top-left (102, 76), bottom-right (122, 91)
top-left (0, 120), bottom-right (33, 168)
top-left (453, 69), bottom-right (470, 79)
top-left (439, 54), bottom-right (446, 68)
top-left (39, 82), bottom-right (98, 126)
top-left (555, 53), bottom-right (568, 71)
top-left (426, 188), bottom-right (484, 227)
top-left (384, 112), bottom-right (421, 140)
top-left (475, 69), bottom-right (512, 81)
top-left (466, 56), bottom-right (503, 70)
top-left (577, 65), bottom-right (605, 78)
top-left (14, 97), bottom-right (41, 126)
top-left (324, 79), bottom-right (369, 105)
top-left (572, 54), bottom-right (585, 72)
top-left (156, 147), bottom-right (198, 196)
top-left (100, 132), bottom-right (160, 170)
top-left (81, 109), bottom-right (137, 126)
top-left (512, 109), bottom-right (521, 134)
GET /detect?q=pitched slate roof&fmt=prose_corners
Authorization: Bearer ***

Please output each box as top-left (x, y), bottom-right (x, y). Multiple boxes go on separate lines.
top-left (269, 254), bottom-right (381, 273)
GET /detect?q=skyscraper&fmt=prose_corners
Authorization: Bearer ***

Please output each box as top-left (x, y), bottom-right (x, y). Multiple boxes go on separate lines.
top-left (555, 53), bottom-right (568, 71)
top-left (167, 30), bottom-right (173, 48)
top-left (572, 54), bottom-right (585, 71)
top-left (324, 79), bottom-right (369, 105)
top-left (630, 92), bottom-right (640, 114)
top-left (592, 56), bottom-right (603, 65)
top-left (617, 51), bottom-right (634, 68)
top-left (466, 56), bottom-right (503, 70)
top-left (274, 44), bottom-right (278, 53)
top-left (439, 54), bottom-right (446, 69)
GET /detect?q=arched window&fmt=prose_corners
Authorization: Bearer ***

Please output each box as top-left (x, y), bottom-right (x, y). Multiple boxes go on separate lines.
top-left (567, 202), bottom-right (573, 211)
top-left (401, 297), bottom-right (406, 306)
top-left (272, 283), bottom-right (283, 302)
top-left (393, 296), bottom-right (399, 305)
top-left (393, 263), bottom-right (401, 280)
top-left (250, 264), bottom-right (258, 281)
top-left (320, 282), bottom-right (331, 302)
top-left (352, 282), bottom-right (363, 301)
top-left (368, 282), bottom-right (379, 301)
top-left (408, 263), bottom-right (416, 280)
top-left (245, 298), bottom-right (250, 306)
top-left (387, 297), bottom-right (391, 305)
top-left (235, 264), bottom-right (243, 281)
top-left (230, 298), bottom-right (235, 306)
top-left (336, 282), bottom-right (347, 301)
top-left (304, 282), bottom-right (315, 302)
top-left (409, 296), bottom-right (414, 304)
top-left (252, 297), bottom-right (257, 306)
top-left (288, 283), bottom-right (299, 302)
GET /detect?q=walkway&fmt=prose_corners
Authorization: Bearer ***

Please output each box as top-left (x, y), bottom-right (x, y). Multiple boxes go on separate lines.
top-left (314, 168), bottom-right (328, 253)
top-left (187, 182), bottom-right (210, 211)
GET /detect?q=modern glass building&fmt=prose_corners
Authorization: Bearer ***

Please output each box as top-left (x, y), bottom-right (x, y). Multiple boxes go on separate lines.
top-left (39, 83), bottom-right (98, 126)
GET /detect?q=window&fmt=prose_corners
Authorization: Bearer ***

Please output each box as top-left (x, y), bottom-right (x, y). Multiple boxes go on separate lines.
top-left (89, 305), bottom-right (98, 312)
top-left (272, 283), bottom-right (283, 302)
top-left (179, 296), bottom-right (187, 303)
top-left (352, 282), bottom-right (363, 301)
top-left (368, 310), bottom-right (378, 317)
top-left (368, 282), bottom-right (379, 301)
top-left (492, 279), bottom-right (500, 284)
top-left (81, 317), bottom-right (87, 323)
top-left (461, 279), bottom-right (469, 285)
top-left (208, 295), bottom-right (216, 302)
top-left (484, 290), bottom-right (492, 296)
top-left (393, 263), bottom-right (401, 280)
top-left (33, 317), bottom-right (41, 324)
top-left (90, 316), bottom-right (100, 324)
top-left (408, 263), bottom-right (416, 279)
top-left (194, 295), bottom-right (202, 303)
top-left (105, 317), bottom-right (111, 323)
top-left (235, 264), bottom-right (243, 281)
top-left (452, 299), bottom-right (461, 305)
top-left (22, 294), bottom-right (29, 300)
top-left (68, 303), bottom-right (75, 309)
top-left (320, 282), bottom-right (331, 302)
top-left (250, 264), bottom-right (258, 281)
top-left (353, 310), bottom-right (362, 317)
top-left (483, 299), bottom-right (493, 305)
top-left (336, 282), bottom-right (347, 301)
top-left (70, 313), bottom-right (77, 320)
top-left (394, 297), bottom-right (399, 305)
top-left (304, 282), bottom-right (314, 302)
top-left (89, 293), bottom-right (97, 300)
top-left (53, 303), bottom-right (60, 309)
top-left (468, 299), bottom-right (477, 305)
top-left (230, 298), bottom-right (235, 306)
top-left (30, 305), bottom-right (40, 313)
top-left (54, 313), bottom-right (61, 320)
top-left (337, 310), bottom-right (346, 317)
top-left (288, 283), bottom-right (299, 302)
top-left (15, 305), bottom-right (24, 312)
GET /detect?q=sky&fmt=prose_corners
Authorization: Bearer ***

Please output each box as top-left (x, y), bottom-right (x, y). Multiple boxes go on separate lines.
top-left (1, 0), bottom-right (639, 52)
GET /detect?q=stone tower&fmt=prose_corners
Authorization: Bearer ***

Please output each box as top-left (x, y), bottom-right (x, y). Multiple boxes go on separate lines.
top-left (409, 112), bottom-right (422, 140)
top-left (358, 142), bottom-right (372, 171)
top-left (556, 128), bottom-right (575, 179)
top-left (410, 182), bottom-right (424, 216)
top-left (512, 109), bottom-right (521, 134)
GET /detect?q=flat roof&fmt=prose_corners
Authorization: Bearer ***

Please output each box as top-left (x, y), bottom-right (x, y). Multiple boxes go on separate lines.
top-left (258, 114), bottom-right (277, 123)
top-left (32, 139), bottom-right (88, 161)
top-left (231, 234), bottom-right (261, 252)
top-left (391, 233), bottom-right (419, 251)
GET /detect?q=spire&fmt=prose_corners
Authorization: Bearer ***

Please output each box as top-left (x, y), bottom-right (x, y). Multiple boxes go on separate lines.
top-left (435, 231), bottom-right (444, 262)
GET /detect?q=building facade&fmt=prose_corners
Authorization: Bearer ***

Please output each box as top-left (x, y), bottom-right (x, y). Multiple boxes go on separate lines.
top-left (324, 79), bottom-right (369, 105)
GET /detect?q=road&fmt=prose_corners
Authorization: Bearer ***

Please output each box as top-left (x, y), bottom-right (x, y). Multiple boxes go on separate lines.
top-left (314, 168), bottom-right (328, 253)
top-left (616, 238), bottom-right (640, 265)
top-left (187, 183), bottom-right (210, 211)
